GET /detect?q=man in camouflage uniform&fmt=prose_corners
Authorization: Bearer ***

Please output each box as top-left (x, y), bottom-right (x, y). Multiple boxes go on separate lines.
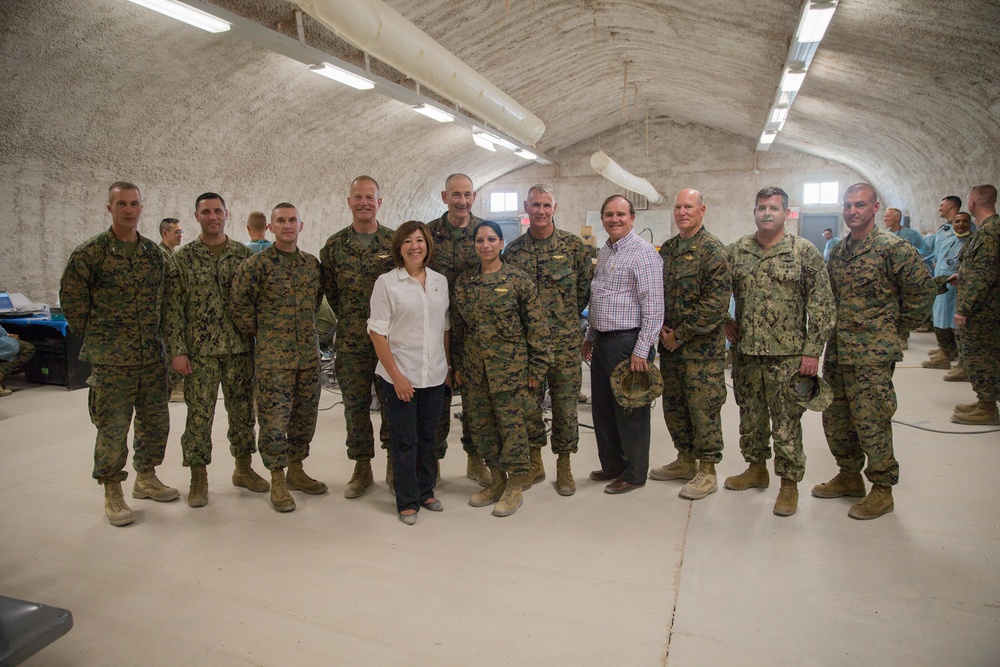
top-left (60, 181), bottom-right (179, 527)
top-left (504, 184), bottom-right (592, 496)
top-left (162, 192), bottom-right (272, 508)
top-left (649, 188), bottom-right (730, 501)
top-left (722, 187), bottom-right (835, 517)
top-left (452, 221), bottom-right (551, 517)
top-left (320, 176), bottom-right (395, 498)
top-left (230, 202), bottom-right (325, 513)
top-left (815, 183), bottom-right (934, 520)
top-left (426, 173), bottom-right (492, 485)
top-left (159, 217), bottom-right (182, 257)
top-left (951, 184), bottom-right (1000, 424)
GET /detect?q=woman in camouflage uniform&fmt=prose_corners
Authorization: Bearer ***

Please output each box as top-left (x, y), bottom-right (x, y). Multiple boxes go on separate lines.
top-left (452, 221), bottom-right (550, 517)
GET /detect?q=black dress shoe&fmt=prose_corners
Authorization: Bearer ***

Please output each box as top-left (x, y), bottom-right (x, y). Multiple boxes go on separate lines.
top-left (589, 469), bottom-right (624, 481)
top-left (604, 478), bottom-right (645, 494)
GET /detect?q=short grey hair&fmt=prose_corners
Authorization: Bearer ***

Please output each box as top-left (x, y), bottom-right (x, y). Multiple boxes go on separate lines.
top-left (526, 183), bottom-right (556, 203)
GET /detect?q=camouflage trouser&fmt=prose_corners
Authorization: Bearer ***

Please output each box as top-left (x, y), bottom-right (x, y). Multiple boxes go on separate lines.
top-left (334, 345), bottom-right (388, 461)
top-left (434, 386), bottom-right (474, 459)
top-left (526, 347), bottom-right (582, 455)
top-left (0, 340), bottom-right (35, 382)
top-left (821, 360), bottom-right (899, 486)
top-left (732, 353), bottom-right (806, 481)
top-left (88, 362), bottom-right (169, 484)
top-left (463, 364), bottom-right (532, 474)
top-left (180, 353), bottom-right (255, 467)
top-left (659, 352), bottom-right (726, 463)
top-left (959, 321), bottom-right (1000, 401)
top-left (933, 327), bottom-right (957, 356)
top-left (255, 366), bottom-right (320, 471)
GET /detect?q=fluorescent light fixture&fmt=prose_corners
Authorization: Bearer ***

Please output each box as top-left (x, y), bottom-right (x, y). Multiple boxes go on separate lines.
top-left (127, 0), bottom-right (231, 33)
top-left (472, 133), bottom-right (496, 151)
top-left (412, 104), bottom-right (454, 123)
top-left (798, 3), bottom-right (837, 43)
top-left (760, 132), bottom-right (777, 145)
top-left (514, 149), bottom-right (537, 160)
top-left (309, 63), bottom-right (375, 90)
top-left (770, 108), bottom-right (788, 123)
top-left (780, 69), bottom-right (807, 93)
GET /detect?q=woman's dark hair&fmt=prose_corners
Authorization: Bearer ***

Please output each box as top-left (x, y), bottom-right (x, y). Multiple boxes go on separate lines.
top-left (390, 220), bottom-right (434, 268)
top-left (474, 219), bottom-right (504, 241)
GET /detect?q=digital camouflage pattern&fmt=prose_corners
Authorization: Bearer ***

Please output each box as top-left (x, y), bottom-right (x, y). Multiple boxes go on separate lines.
top-left (426, 212), bottom-right (486, 458)
top-left (957, 214), bottom-right (1000, 401)
top-left (88, 362), bottom-right (169, 483)
top-left (159, 242), bottom-right (173, 259)
top-left (504, 227), bottom-right (592, 454)
top-left (821, 360), bottom-right (899, 486)
top-left (229, 246), bottom-right (322, 370)
top-left (728, 233), bottom-right (835, 480)
top-left (179, 353), bottom-right (255, 466)
top-left (452, 264), bottom-right (551, 472)
top-left (0, 339), bottom-right (34, 383)
top-left (660, 354), bottom-right (726, 463)
top-left (255, 367), bottom-right (320, 471)
top-left (658, 226), bottom-right (730, 360)
top-left (824, 226), bottom-right (935, 364)
top-left (60, 228), bottom-right (166, 366)
top-left (335, 347), bottom-right (389, 461)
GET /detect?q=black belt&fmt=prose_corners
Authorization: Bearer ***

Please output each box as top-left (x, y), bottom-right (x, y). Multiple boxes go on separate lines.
top-left (594, 328), bottom-right (640, 337)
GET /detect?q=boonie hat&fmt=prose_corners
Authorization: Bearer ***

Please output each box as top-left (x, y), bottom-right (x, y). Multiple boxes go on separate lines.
top-left (784, 372), bottom-right (833, 412)
top-left (610, 359), bottom-right (663, 410)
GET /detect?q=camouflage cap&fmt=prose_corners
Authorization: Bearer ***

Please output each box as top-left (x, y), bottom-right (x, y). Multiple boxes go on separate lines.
top-left (784, 372), bottom-right (833, 412)
top-left (610, 358), bottom-right (664, 410)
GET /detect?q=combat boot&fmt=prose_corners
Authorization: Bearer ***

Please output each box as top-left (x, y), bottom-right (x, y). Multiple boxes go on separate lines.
top-left (649, 453), bottom-right (696, 481)
top-left (466, 454), bottom-right (491, 487)
top-left (811, 470), bottom-right (865, 498)
top-left (848, 485), bottom-right (893, 520)
top-left (132, 469), bottom-right (180, 502)
top-left (724, 461), bottom-right (769, 490)
top-left (953, 401), bottom-right (980, 414)
top-left (921, 356), bottom-right (951, 369)
top-left (927, 348), bottom-right (940, 357)
top-left (523, 448), bottom-right (545, 490)
top-left (269, 469), bottom-right (295, 512)
top-left (773, 478), bottom-right (798, 517)
top-left (492, 473), bottom-right (527, 517)
top-left (287, 460), bottom-right (328, 494)
top-left (950, 401), bottom-right (1000, 425)
top-left (679, 461), bottom-right (717, 500)
top-left (344, 460), bottom-right (373, 499)
top-left (232, 454), bottom-right (269, 493)
top-left (556, 453), bottom-right (575, 496)
top-left (104, 482), bottom-right (134, 527)
top-left (469, 467), bottom-right (506, 507)
top-left (188, 465), bottom-right (208, 507)
top-left (943, 363), bottom-right (969, 382)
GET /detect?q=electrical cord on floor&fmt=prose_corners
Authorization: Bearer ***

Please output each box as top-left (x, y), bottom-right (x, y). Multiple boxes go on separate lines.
top-left (890, 419), bottom-right (1000, 435)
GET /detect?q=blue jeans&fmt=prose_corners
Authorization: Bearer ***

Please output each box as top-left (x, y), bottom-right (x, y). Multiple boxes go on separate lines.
top-left (379, 378), bottom-right (446, 513)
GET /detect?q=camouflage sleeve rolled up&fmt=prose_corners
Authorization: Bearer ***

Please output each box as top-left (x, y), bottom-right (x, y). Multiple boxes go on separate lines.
top-left (957, 215), bottom-right (1000, 323)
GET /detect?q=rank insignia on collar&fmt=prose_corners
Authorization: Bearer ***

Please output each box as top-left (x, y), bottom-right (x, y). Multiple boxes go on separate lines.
top-left (494, 287), bottom-right (509, 294)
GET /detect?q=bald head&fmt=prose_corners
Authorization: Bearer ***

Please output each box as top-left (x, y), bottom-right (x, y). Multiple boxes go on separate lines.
top-left (673, 188), bottom-right (706, 239)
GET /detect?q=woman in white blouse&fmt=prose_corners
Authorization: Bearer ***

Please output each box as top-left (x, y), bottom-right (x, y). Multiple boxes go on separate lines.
top-left (368, 221), bottom-right (451, 525)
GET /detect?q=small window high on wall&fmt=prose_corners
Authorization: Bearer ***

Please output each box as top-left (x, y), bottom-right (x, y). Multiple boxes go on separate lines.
top-left (804, 182), bottom-right (839, 205)
top-left (490, 192), bottom-right (519, 213)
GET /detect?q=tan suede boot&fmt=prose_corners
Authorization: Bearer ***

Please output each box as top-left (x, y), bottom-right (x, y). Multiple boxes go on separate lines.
top-left (773, 478), bottom-right (798, 517)
top-left (270, 469), bottom-right (295, 512)
top-left (466, 454), bottom-right (491, 487)
top-left (344, 460), bottom-right (374, 499)
top-left (649, 453), bottom-right (697, 481)
top-left (848, 485), bottom-right (893, 520)
top-left (188, 465), bottom-right (208, 508)
top-left (951, 401), bottom-right (1000, 425)
top-left (921, 356), bottom-right (951, 369)
top-left (522, 447), bottom-right (545, 490)
top-left (132, 469), bottom-right (180, 502)
top-left (724, 462), bottom-right (769, 490)
top-left (469, 467), bottom-right (506, 507)
top-left (811, 470), bottom-right (865, 498)
top-left (104, 482), bottom-right (134, 527)
top-left (232, 454), bottom-right (269, 493)
top-left (943, 363), bottom-right (969, 382)
top-left (556, 453), bottom-right (575, 496)
top-left (953, 401), bottom-right (980, 414)
top-left (492, 473), bottom-right (527, 517)
top-left (287, 460), bottom-right (328, 494)
top-left (679, 461), bottom-right (717, 500)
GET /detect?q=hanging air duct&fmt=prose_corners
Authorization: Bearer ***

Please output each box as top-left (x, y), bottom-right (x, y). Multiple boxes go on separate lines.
top-left (590, 151), bottom-right (663, 205)
top-left (287, 0), bottom-right (545, 146)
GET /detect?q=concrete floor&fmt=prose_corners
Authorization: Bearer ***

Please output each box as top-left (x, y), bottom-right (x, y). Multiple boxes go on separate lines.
top-left (1, 331), bottom-right (998, 666)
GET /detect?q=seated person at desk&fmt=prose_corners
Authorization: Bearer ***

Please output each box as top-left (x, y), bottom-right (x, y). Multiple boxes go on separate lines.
top-left (0, 323), bottom-right (36, 396)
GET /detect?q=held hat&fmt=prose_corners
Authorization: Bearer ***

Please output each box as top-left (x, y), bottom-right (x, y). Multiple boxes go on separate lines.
top-left (610, 358), bottom-right (663, 410)
top-left (784, 372), bottom-right (833, 412)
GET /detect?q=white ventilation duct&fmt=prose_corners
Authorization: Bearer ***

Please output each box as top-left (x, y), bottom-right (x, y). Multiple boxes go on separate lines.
top-left (288, 0), bottom-right (545, 146)
top-left (590, 151), bottom-right (663, 205)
